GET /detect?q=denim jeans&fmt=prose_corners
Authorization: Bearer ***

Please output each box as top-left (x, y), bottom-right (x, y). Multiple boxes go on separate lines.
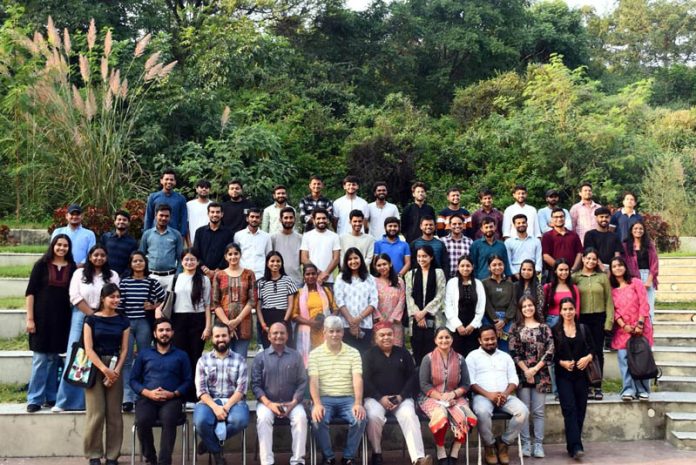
top-left (517, 387), bottom-right (546, 445)
top-left (312, 396), bottom-right (367, 461)
top-left (229, 338), bottom-right (251, 359)
top-left (617, 349), bottom-right (650, 397)
top-left (639, 269), bottom-right (656, 322)
top-left (193, 399), bottom-right (250, 454)
top-left (27, 352), bottom-right (61, 405)
top-left (55, 307), bottom-right (87, 410)
top-left (546, 315), bottom-right (560, 396)
top-left (483, 312), bottom-right (513, 353)
top-left (123, 318), bottom-right (153, 403)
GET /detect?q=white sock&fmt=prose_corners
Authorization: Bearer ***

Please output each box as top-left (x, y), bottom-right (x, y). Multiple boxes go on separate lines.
top-left (436, 445), bottom-right (447, 459)
top-left (450, 442), bottom-right (462, 457)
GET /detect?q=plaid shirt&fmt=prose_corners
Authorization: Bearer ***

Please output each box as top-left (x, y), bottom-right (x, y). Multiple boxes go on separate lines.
top-left (298, 195), bottom-right (334, 230)
top-left (195, 349), bottom-right (248, 400)
top-left (442, 234), bottom-right (473, 277)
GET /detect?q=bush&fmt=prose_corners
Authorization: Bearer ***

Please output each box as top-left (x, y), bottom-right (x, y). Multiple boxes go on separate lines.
top-left (48, 199), bottom-right (146, 239)
top-left (0, 225), bottom-right (9, 245)
top-left (642, 213), bottom-right (680, 253)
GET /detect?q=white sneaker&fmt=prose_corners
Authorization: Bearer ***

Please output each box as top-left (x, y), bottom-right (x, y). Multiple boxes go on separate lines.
top-left (533, 443), bottom-right (545, 458)
top-left (51, 406), bottom-right (64, 413)
top-left (521, 441), bottom-right (531, 457)
top-left (185, 402), bottom-right (196, 410)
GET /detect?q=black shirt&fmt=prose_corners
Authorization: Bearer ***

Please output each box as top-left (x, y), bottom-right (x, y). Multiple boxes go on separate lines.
top-left (192, 225), bottom-right (236, 270)
top-left (583, 229), bottom-right (622, 265)
top-left (101, 231), bottom-right (138, 276)
top-left (86, 313), bottom-right (130, 356)
top-left (402, 203), bottom-right (436, 244)
top-left (221, 198), bottom-right (255, 236)
top-left (362, 345), bottom-right (419, 399)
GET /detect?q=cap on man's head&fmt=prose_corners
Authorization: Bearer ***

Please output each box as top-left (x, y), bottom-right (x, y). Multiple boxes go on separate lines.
top-left (373, 321), bottom-right (393, 332)
top-left (545, 189), bottom-right (560, 198)
top-left (67, 204), bottom-right (82, 214)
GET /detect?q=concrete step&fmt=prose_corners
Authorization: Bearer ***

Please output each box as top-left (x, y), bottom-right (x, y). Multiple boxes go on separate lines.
top-left (660, 362), bottom-right (696, 378)
top-left (660, 257), bottom-right (696, 267)
top-left (656, 292), bottom-right (696, 302)
top-left (653, 322), bottom-right (696, 334)
top-left (653, 333), bottom-right (696, 347)
top-left (666, 412), bottom-right (696, 432)
top-left (660, 275), bottom-right (696, 283)
top-left (0, 351), bottom-right (32, 384)
top-left (0, 253), bottom-right (41, 266)
top-left (661, 283), bottom-right (696, 292)
top-left (658, 376), bottom-right (696, 392)
top-left (0, 309), bottom-right (26, 339)
top-left (655, 310), bottom-right (696, 322)
top-left (669, 431), bottom-right (696, 450)
top-left (0, 278), bottom-right (28, 297)
top-left (653, 346), bottom-right (696, 363)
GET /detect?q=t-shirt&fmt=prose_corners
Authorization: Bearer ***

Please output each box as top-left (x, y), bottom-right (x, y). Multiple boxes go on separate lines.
top-left (300, 229), bottom-right (341, 283)
top-left (374, 238), bottom-right (410, 273)
top-left (257, 275), bottom-right (298, 311)
top-left (333, 195), bottom-right (368, 235)
top-left (118, 277), bottom-right (166, 319)
top-left (172, 273), bottom-right (211, 314)
top-left (583, 229), bottom-right (623, 265)
top-left (272, 231), bottom-right (303, 287)
top-left (85, 313), bottom-right (130, 356)
top-left (365, 202), bottom-right (400, 240)
top-left (437, 207), bottom-right (473, 238)
top-left (187, 199), bottom-right (211, 240)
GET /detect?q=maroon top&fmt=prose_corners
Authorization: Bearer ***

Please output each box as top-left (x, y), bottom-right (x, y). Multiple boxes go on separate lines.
top-left (541, 229), bottom-right (583, 265)
top-left (622, 241), bottom-right (659, 290)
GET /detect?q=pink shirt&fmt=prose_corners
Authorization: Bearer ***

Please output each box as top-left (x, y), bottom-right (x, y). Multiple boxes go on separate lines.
top-left (543, 283), bottom-right (580, 317)
top-left (611, 278), bottom-right (653, 350)
top-left (570, 200), bottom-right (600, 244)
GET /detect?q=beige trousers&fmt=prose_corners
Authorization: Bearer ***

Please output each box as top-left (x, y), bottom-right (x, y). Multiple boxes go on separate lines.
top-left (84, 356), bottom-right (124, 460)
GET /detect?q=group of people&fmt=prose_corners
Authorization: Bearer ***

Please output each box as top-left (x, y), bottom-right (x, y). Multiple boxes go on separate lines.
top-left (23, 172), bottom-right (658, 465)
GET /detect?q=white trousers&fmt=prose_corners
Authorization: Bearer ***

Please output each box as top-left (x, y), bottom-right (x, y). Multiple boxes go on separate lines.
top-left (364, 397), bottom-right (425, 461)
top-left (256, 402), bottom-right (308, 465)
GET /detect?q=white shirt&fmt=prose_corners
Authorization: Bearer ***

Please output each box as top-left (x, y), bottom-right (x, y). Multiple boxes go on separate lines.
top-left (444, 277), bottom-right (486, 332)
top-left (234, 227), bottom-right (272, 280)
top-left (465, 347), bottom-right (519, 392)
top-left (333, 195), bottom-right (368, 235)
top-left (365, 201), bottom-right (400, 239)
top-left (300, 229), bottom-right (341, 283)
top-left (186, 199), bottom-right (211, 240)
top-left (172, 273), bottom-right (211, 314)
top-left (334, 274), bottom-right (379, 329)
top-left (69, 269), bottom-right (120, 309)
top-left (502, 203), bottom-right (541, 239)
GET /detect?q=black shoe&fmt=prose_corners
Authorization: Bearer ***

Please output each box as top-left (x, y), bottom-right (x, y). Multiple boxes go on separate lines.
top-left (372, 453), bottom-right (384, 465)
top-left (144, 455), bottom-right (157, 465)
top-left (212, 452), bottom-right (226, 465)
top-left (105, 460), bottom-right (118, 465)
top-left (88, 459), bottom-right (101, 465)
top-left (197, 440), bottom-right (208, 455)
top-left (26, 404), bottom-right (41, 413)
top-left (342, 459), bottom-right (356, 465)
top-left (122, 402), bottom-right (134, 412)
top-left (322, 457), bottom-right (336, 465)
top-left (437, 459), bottom-right (449, 465)
top-left (43, 400), bottom-right (56, 407)
top-left (449, 457), bottom-right (458, 465)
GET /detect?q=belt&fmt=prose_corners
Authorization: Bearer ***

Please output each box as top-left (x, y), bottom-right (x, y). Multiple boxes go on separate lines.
top-left (151, 269), bottom-right (177, 276)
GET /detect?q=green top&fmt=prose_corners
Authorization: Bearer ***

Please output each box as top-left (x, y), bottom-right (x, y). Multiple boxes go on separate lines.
top-left (572, 271), bottom-right (614, 331)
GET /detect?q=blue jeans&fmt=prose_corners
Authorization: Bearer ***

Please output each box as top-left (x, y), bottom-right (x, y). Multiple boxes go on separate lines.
top-left (55, 307), bottom-right (86, 410)
top-left (617, 349), bottom-right (650, 397)
top-left (312, 396), bottom-right (367, 461)
top-left (229, 338), bottom-right (250, 358)
top-left (27, 352), bottom-right (61, 405)
top-left (484, 312), bottom-right (513, 352)
top-left (123, 318), bottom-right (153, 403)
top-left (546, 315), bottom-right (560, 396)
top-left (193, 399), bottom-right (250, 453)
top-left (639, 269), bottom-right (656, 323)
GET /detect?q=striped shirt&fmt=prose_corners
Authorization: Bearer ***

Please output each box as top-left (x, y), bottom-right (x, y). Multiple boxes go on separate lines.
top-left (118, 277), bottom-right (166, 319)
top-left (257, 275), bottom-right (298, 311)
top-left (195, 349), bottom-right (248, 400)
top-left (308, 342), bottom-right (362, 397)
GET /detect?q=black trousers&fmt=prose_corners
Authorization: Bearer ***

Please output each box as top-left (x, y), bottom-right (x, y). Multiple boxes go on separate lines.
top-left (579, 312), bottom-right (605, 388)
top-left (257, 309), bottom-right (294, 349)
top-left (452, 330), bottom-right (479, 358)
top-left (135, 397), bottom-right (184, 465)
top-left (556, 369), bottom-right (588, 455)
top-left (343, 328), bottom-right (373, 353)
top-left (172, 312), bottom-right (205, 401)
top-left (411, 321), bottom-right (435, 366)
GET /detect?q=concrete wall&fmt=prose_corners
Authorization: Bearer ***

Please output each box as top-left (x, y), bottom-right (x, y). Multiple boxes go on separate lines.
top-left (680, 237), bottom-right (696, 253)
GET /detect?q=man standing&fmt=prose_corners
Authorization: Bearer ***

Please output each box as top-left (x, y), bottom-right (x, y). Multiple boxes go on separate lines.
top-left (373, 217), bottom-right (411, 277)
top-left (466, 326), bottom-right (529, 465)
top-left (272, 207), bottom-right (304, 287)
top-left (262, 185), bottom-right (295, 235)
top-left (187, 179), bottom-right (212, 245)
top-left (101, 210), bottom-right (137, 276)
top-left (410, 216), bottom-right (449, 278)
top-left (141, 204), bottom-right (184, 289)
top-left (437, 187), bottom-right (473, 239)
top-left (309, 316), bottom-right (367, 465)
top-left (502, 185), bottom-right (541, 239)
top-left (193, 323), bottom-right (250, 465)
top-left (402, 182), bottom-right (436, 244)
top-left (234, 207), bottom-right (272, 280)
top-left (363, 323), bottom-right (432, 465)
top-left (221, 179), bottom-right (255, 236)
top-left (569, 182), bottom-right (600, 244)
top-left (541, 208), bottom-right (583, 272)
top-left (340, 210), bottom-right (375, 267)
top-left (471, 189), bottom-right (504, 240)
top-left (504, 214), bottom-right (542, 277)
top-left (441, 214), bottom-right (473, 278)
top-left (470, 217), bottom-right (513, 280)
top-left (144, 169), bottom-right (188, 238)
top-left (51, 204), bottom-right (96, 266)
top-left (364, 181), bottom-right (400, 240)
top-left (584, 207), bottom-right (623, 270)
top-left (252, 323), bottom-right (308, 465)
top-left (299, 175), bottom-right (334, 232)
top-left (333, 176), bottom-right (368, 236)
top-left (537, 189), bottom-right (571, 235)
top-left (130, 318), bottom-right (192, 465)
top-left (300, 209), bottom-right (341, 286)
top-left (193, 202), bottom-right (235, 280)
top-left (610, 191), bottom-right (643, 242)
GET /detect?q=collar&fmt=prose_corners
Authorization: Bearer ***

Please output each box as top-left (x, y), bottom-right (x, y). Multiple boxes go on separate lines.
top-left (265, 345), bottom-right (290, 356)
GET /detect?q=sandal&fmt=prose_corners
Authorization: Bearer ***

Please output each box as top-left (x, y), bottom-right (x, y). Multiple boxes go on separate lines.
top-left (594, 389), bottom-right (604, 401)
top-left (587, 388), bottom-right (595, 400)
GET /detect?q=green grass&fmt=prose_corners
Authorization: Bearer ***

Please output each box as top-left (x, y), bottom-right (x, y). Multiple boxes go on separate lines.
top-left (602, 378), bottom-right (622, 394)
top-left (0, 264), bottom-right (32, 277)
top-left (660, 251), bottom-right (696, 257)
top-left (0, 296), bottom-right (25, 309)
top-left (0, 334), bottom-right (28, 350)
top-left (0, 245), bottom-right (45, 253)
top-left (0, 383), bottom-right (27, 403)
top-left (0, 217), bottom-right (51, 229)
top-left (656, 301), bottom-right (696, 310)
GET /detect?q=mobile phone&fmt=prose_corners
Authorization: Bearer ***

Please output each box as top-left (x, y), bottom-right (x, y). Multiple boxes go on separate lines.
top-left (388, 395), bottom-right (399, 404)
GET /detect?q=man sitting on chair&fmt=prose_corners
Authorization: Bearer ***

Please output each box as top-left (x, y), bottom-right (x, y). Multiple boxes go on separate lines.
top-left (465, 325), bottom-right (529, 465)
top-left (193, 322), bottom-right (250, 465)
top-left (252, 322), bottom-right (308, 465)
top-left (309, 315), bottom-right (367, 465)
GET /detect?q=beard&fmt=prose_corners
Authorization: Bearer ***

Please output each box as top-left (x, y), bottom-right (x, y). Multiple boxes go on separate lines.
top-left (214, 341), bottom-right (230, 353)
top-left (482, 345), bottom-right (497, 355)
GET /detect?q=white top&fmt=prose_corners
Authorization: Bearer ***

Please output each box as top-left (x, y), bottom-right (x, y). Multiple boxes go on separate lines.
top-left (172, 273), bottom-right (211, 314)
top-left (262, 203), bottom-right (295, 235)
top-left (444, 277), bottom-right (486, 332)
top-left (300, 229), bottom-right (341, 283)
top-left (271, 231), bottom-right (303, 287)
top-left (234, 227), bottom-right (272, 280)
top-left (333, 195), bottom-right (368, 235)
top-left (187, 199), bottom-right (211, 240)
top-left (69, 269), bottom-right (121, 309)
top-left (340, 233), bottom-right (375, 267)
top-left (334, 274), bottom-right (379, 329)
top-left (365, 201), bottom-right (400, 239)
top-left (502, 203), bottom-right (541, 239)
top-left (465, 347), bottom-right (519, 392)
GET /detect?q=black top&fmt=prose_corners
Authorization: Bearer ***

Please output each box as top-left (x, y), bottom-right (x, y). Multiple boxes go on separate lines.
top-left (402, 203), bottom-right (436, 244)
top-left (192, 225), bottom-right (236, 270)
top-left (636, 247), bottom-right (650, 269)
top-left (86, 313), bottom-right (130, 356)
top-left (221, 198), bottom-right (255, 236)
top-left (458, 282), bottom-right (477, 327)
top-left (553, 323), bottom-right (594, 374)
top-left (583, 229), bottom-right (622, 265)
top-left (362, 345), bottom-right (419, 399)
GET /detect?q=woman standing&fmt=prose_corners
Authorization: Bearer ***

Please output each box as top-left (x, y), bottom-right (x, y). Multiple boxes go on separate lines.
top-left (609, 256), bottom-right (654, 401)
top-left (622, 221), bottom-right (659, 322)
top-left (405, 245), bottom-right (447, 365)
top-left (334, 247), bottom-right (378, 353)
top-left (25, 234), bottom-right (76, 412)
top-left (445, 255), bottom-right (485, 357)
top-left (482, 255), bottom-right (517, 352)
top-left (83, 283), bottom-right (130, 465)
top-left (509, 296), bottom-right (554, 458)
top-left (373, 253), bottom-right (406, 346)
top-left (256, 251), bottom-right (298, 348)
top-left (572, 248), bottom-right (614, 400)
top-left (292, 263), bottom-right (337, 367)
top-left (552, 297), bottom-right (594, 459)
top-left (419, 327), bottom-right (475, 465)
top-left (54, 244), bottom-right (120, 412)
top-left (543, 259), bottom-right (580, 329)
top-left (515, 259), bottom-right (545, 315)
top-left (212, 243), bottom-right (256, 357)
top-left (118, 251), bottom-right (166, 411)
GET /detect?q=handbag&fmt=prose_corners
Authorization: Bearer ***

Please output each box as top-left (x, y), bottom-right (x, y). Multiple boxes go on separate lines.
top-left (63, 338), bottom-right (97, 388)
top-left (578, 324), bottom-right (603, 386)
top-left (160, 274), bottom-right (179, 319)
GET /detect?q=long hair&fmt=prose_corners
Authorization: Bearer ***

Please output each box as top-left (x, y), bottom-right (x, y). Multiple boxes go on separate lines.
top-left (43, 234), bottom-right (75, 265)
top-left (551, 296), bottom-right (578, 338)
top-left (97, 282), bottom-right (121, 313)
top-left (340, 247), bottom-right (369, 283)
top-left (608, 256), bottom-right (634, 288)
top-left (514, 295), bottom-right (543, 328)
top-left (83, 244), bottom-right (113, 284)
top-left (623, 220), bottom-right (652, 257)
top-left (546, 258), bottom-right (576, 313)
top-left (263, 251), bottom-right (287, 281)
top-left (181, 248), bottom-right (204, 306)
top-left (515, 259), bottom-right (539, 298)
top-left (373, 253), bottom-right (399, 287)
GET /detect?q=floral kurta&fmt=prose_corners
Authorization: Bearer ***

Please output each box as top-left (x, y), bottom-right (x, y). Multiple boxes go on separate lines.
top-left (509, 323), bottom-right (554, 393)
top-left (374, 277), bottom-right (406, 346)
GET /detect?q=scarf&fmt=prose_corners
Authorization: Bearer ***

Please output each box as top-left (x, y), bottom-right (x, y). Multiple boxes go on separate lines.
top-left (296, 284), bottom-right (330, 367)
top-left (412, 267), bottom-right (436, 312)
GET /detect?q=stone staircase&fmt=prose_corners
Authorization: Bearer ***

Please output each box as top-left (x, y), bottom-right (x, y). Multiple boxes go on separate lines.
top-left (657, 257), bottom-right (696, 302)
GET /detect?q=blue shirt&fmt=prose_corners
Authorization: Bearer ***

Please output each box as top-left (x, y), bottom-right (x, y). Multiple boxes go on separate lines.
top-left (85, 313), bottom-right (130, 356)
top-left (101, 231), bottom-right (138, 276)
top-left (537, 207), bottom-right (571, 234)
top-left (145, 190), bottom-right (189, 237)
top-left (610, 209), bottom-right (643, 242)
top-left (129, 345), bottom-right (193, 397)
top-left (51, 225), bottom-right (96, 265)
top-left (140, 227), bottom-right (184, 272)
top-left (374, 236), bottom-right (411, 272)
top-left (469, 238), bottom-right (513, 280)
top-left (504, 235), bottom-right (542, 273)
top-left (251, 346), bottom-right (307, 403)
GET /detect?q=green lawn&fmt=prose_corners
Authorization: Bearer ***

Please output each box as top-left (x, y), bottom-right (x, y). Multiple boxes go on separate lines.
top-left (0, 264), bottom-right (32, 278)
top-left (0, 383), bottom-right (27, 403)
top-left (656, 301), bottom-right (696, 310)
top-left (0, 334), bottom-right (28, 351)
top-left (0, 217), bottom-right (51, 229)
top-left (660, 251), bottom-right (696, 257)
top-left (0, 245), bottom-right (45, 253)
top-left (0, 297), bottom-right (24, 309)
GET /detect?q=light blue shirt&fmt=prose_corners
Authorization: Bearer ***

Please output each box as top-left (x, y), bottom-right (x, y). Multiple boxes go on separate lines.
top-left (51, 225), bottom-right (96, 265)
top-left (469, 238), bottom-right (513, 280)
top-left (537, 206), bottom-right (571, 234)
top-left (504, 234), bottom-right (543, 274)
top-left (144, 190), bottom-right (189, 236)
top-left (140, 226), bottom-right (184, 272)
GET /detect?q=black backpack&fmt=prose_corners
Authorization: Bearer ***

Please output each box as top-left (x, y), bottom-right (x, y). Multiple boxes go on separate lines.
top-left (626, 335), bottom-right (661, 380)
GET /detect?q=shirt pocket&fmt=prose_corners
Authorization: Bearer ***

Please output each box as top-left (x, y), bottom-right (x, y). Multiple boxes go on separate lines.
top-left (205, 366), bottom-right (218, 386)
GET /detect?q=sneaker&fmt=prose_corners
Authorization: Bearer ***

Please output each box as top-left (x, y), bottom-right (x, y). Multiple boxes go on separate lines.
top-left (594, 389), bottom-right (604, 401)
top-left (26, 404), bottom-right (41, 413)
top-left (342, 459), bottom-right (357, 465)
top-left (638, 392), bottom-right (650, 401)
top-left (371, 453), bottom-right (384, 465)
top-left (587, 388), bottom-right (594, 400)
top-left (621, 393), bottom-right (634, 402)
top-left (88, 459), bottom-right (101, 465)
top-left (322, 458), bottom-right (337, 465)
top-left (51, 405), bottom-right (64, 413)
top-left (496, 439), bottom-right (510, 465)
top-left (573, 448), bottom-right (585, 460)
top-left (122, 402), bottom-right (134, 412)
top-left (414, 456), bottom-right (433, 465)
top-left (533, 443), bottom-right (545, 458)
top-left (483, 445), bottom-right (499, 465)
top-left (185, 402), bottom-right (196, 410)
top-left (105, 460), bottom-right (118, 465)
top-left (521, 441), bottom-right (531, 457)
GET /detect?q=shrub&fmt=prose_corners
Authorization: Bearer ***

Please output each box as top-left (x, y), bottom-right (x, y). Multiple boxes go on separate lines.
top-left (0, 225), bottom-right (10, 245)
top-left (642, 213), bottom-right (680, 253)
top-left (48, 199), bottom-right (145, 239)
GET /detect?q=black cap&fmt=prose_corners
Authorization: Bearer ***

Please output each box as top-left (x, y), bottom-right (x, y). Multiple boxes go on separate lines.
top-left (545, 189), bottom-right (560, 198)
top-left (67, 204), bottom-right (82, 214)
